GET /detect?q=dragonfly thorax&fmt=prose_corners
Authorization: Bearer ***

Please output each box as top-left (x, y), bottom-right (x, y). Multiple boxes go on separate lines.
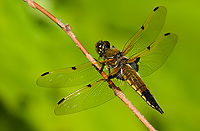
top-left (96, 41), bottom-right (140, 75)
top-left (110, 51), bottom-right (128, 69)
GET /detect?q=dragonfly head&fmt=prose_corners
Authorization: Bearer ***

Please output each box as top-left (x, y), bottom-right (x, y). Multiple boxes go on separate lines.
top-left (95, 40), bottom-right (110, 57)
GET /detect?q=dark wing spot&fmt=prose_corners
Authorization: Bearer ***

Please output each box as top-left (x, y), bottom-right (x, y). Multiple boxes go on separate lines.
top-left (141, 25), bottom-right (144, 30)
top-left (71, 66), bottom-right (76, 70)
top-left (87, 84), bottom-right (92, 87)
top-left (41, 72), bottom-right (49, 76)
top-left (153, 6), bottom-right (159, 11)
top-left (147, 46), bottom-right (151, 50)
top-left (57, 98), bottom-right (65, 105)
top-left (164, 33), bottom-right (170, 36)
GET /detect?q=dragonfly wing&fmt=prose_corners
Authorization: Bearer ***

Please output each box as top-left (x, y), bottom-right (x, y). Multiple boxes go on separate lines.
top-left (55, 77), bottom-right (127, 115)
top-left (37, 62), bottom-right (101, 88)
top-left (122, 6), bottom-right (167, 57)
top-left (129, 33), bottom-right (178, 77)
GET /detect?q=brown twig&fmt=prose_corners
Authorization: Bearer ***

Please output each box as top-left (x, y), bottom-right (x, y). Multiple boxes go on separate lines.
top-left (23, 0), bottom-right (157, 130)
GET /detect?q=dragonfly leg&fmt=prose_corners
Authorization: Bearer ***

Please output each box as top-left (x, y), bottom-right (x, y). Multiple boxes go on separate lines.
top-left (94, 58), bottom-right (99, 62)
top-left (108, 69), bottom-right (125, 81)
top-left (100, 63), bottom-right (105, 73)
top-left (108, 73), bottom-right (117, 79)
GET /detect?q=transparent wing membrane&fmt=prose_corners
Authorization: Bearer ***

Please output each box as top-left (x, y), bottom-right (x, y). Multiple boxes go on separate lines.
top-left (37, 62), bottom-right (101, 88)
top-left (122, 6), bottom-right (167, 58)
top-left (128, 33), bottom-right (178, 76)
top-left (55, 78), bottom-right (128, 115)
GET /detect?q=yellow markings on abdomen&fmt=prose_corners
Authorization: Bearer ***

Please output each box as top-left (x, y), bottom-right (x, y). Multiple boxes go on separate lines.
top-left (122, 65), bottom-right (152, 106)
top-left (122, 64), bottom-right (164, 114)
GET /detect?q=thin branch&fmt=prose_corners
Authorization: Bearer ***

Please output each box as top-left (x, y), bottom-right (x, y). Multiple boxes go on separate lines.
top-left (23, 0), bottom-right (157, 131)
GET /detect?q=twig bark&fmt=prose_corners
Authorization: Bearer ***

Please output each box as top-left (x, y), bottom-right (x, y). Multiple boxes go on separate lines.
top-left (23, 0), bottom-right (157, 130)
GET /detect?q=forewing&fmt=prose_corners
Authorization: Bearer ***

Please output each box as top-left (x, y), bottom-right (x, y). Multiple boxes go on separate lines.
top-left (122, 6), bottom-right (167, 57)
top-left (128, 33), bottom-right (178, 77)
top-left (54, 78), bottom-right (127, 115)
top-left (37, 62), bottom-right (101, 88)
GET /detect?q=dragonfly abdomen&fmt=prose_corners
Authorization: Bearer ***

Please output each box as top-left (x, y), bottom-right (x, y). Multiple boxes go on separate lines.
top-left (122, 64), bottom-right (164, 114)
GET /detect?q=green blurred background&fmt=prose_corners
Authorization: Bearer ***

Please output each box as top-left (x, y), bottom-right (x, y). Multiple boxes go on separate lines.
top-left (0, 0), bottom-right (199, 131)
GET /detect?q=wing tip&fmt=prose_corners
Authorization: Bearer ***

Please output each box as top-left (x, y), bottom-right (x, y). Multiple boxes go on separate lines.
top-left (153, 6), bottom-right (159, 11)
top-left (54, 98), bottom-right (66, 115)
top-left (153, 6), bottom-right (167, 13)
top-left (163, 32), bottom-right (178, 42)
top-left (164, 32), bottom-right (170, 36)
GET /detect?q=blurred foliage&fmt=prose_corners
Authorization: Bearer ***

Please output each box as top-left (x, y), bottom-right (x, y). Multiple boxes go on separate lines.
top-left (0, 0), bottom-right (200, 131)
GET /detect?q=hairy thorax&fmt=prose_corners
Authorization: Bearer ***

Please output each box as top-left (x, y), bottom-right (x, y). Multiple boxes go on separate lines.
top-left (103, 48), bottom-right (128, 69)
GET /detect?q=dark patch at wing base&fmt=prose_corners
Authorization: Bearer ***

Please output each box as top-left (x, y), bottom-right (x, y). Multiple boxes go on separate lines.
top-left (129, 57), bottom-right (140, 72)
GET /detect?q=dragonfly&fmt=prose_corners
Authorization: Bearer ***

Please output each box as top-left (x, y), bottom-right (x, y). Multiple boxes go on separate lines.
top-left (37, 6), bottom-right (178, 115)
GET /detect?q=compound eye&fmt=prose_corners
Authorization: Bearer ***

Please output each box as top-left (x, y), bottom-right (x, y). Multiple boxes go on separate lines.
top-left (95, 40), bottom-right (103, 54)
top-left (104, 41), bottom-right (110, 49)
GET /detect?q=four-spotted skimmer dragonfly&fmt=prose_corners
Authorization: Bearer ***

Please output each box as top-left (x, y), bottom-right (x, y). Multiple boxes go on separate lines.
top-left (37, 6), bottom-right (178, 115)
